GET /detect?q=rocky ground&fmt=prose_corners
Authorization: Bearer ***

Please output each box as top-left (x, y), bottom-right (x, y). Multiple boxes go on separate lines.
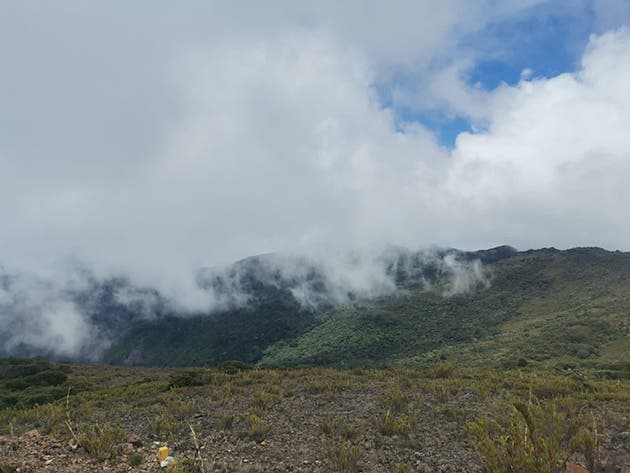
top-left (1, 364), bottom-right (629, 472)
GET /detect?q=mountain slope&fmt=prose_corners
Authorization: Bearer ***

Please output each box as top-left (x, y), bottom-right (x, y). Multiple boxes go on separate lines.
top-left (101, 246), bottom-right (516, 367)
top-left (4, 246), bottom-right (628, 375)
top-left (260, 248), bottom-right (630, 376)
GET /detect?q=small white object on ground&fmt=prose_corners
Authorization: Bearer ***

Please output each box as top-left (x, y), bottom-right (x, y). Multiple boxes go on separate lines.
top-left (160, 456), bottom-right (175, 468)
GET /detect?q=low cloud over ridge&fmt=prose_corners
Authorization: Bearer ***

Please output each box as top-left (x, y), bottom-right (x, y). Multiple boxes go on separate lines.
top-left (1, 3), bottom-right (630, 357)
top-left (0, 248), bottom-right (491, 359)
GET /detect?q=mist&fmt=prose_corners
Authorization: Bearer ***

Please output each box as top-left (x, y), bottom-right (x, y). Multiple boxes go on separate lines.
top-left (0, 247), bottom-right (490, 359)
top-left (2, 3), bottom-right (630, 359)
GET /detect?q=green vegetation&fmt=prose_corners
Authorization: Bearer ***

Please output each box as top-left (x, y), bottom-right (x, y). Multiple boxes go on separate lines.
top-left (242, 413), bottom-right (272, 442)
top-left (261, 248), bottom-right (630, 377)
top-left (97, 248), bottom-right (630, 378)
top-left (102, 297), bottom-right (318, 367)
top-left (129, 453), bottom-right (144, 466)
top-left (3, 247), bottom-right (630, 469)
top-left (468, 398), bottom-right (598, 472)
top-left (0, 362), bottom-right (628, 471)
top-left (0, 358), bottom-right (69, 409)
top-left (324, 441), bottom-right (362, 473)
top-left (321, 413), bottom-right (363, 472)
top-left (78, 422), bottom-right (125, 463)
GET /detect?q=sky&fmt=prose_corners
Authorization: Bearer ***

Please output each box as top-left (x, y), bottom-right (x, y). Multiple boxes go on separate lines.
top-left (2, 0), bottom-right (630, 303)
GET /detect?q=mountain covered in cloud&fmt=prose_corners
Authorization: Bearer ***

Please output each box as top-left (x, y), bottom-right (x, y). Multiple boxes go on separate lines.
top-left (2, 245), bottom-right (629, 379)
top-left (3, 4), bottom-right (630, 297)
top-left (2, 2), bottom-right (630, 379)
top-left (0, 246), bottom-right (510, 364)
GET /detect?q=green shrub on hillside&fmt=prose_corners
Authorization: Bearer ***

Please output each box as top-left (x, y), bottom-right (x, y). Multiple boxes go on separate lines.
top-left (0, 358), bottom-right (69, 410)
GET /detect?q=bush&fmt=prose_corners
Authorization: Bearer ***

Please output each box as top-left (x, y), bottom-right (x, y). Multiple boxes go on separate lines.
top-left (372, 409), bottom-right (418, 437)
top-left (320, 414), bottom-right (360, 440)
top-left (378, 387), bottom-right (410, 413)
top-left (0, 358), bottom-right (48, 379)
top-left (80, 422), bottom-right (125, 462)
top-left (324, 440), bottom-right (362, 472)
top-left (30, 370), bottom-right (68, 386)
top-left (244, 414), bottom-right (271, 442)
top-left (217, 414), bottom-right (234, 430)
top-left (218, 360), bottom-right (252, 375)
top-left (168, 370), bottom-right (212, 389)
top-left (425, 361), bottom-right (456, 379)
top-left (129, 453), bottom-right (144, 466)
top-left (467, 398), bottom-right (598, 473)
top-left (0, 359), bottom-right (68, 409)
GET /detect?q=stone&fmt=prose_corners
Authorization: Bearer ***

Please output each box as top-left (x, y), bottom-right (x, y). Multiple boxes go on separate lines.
top-left (118, 442), bottom-right (135, 455)
top-left (67, 438), bottom-right (79, 451)
top-left (23, 429), bottom-right (40, 439)
top-left (566, 461), bottom-right (589, 473)
top-left (127, 434), bottom-right (143, 448)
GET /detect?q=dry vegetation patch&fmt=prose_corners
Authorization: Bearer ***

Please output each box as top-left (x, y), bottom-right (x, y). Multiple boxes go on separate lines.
top-left (0, 362), bottom-right (629, 472)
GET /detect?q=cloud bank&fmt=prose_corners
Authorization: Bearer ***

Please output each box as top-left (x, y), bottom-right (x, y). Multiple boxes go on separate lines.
top-left (0, 248), bottom-right (489, 359)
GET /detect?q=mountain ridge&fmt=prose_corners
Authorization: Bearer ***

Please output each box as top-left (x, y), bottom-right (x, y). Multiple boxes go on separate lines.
top-left (2, 245), bottom-right (629, 378)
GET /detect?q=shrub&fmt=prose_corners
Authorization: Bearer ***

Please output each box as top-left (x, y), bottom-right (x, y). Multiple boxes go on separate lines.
top-left (217, 414), bottom-right (234, 430)
top-left (244, 414), bottom-right (271, 442)
top-left (305, 380), bottom-right (331, 394)
top-left (251, 390), bottom-right (273, 410)
top-left (168, 370), bottom-right (211, 389)
top-left (30, 370), bottom-right (68, 386)
top-left (148, 413), bottom-right (178, 439)
top-left (391, 463), bottom-right (412, 473)
top-left (378, 387), bottom-right (410, 413)
top-left (467, 398), bottom-right (598, 473)
top-left (320, 414), bottom-right (360, 440)
top-left (324, 440), bottom-right (362, 472)
top-left (80, 422), bottom-right (125, 462)
top-left (218, 360), bottom-right (252, 375)
top-left (129, 453), bottom-right (144, 466)
top-left (425, 361), bottom-right (455, 379)
top-left (372, 408), bottom-right (420, 437)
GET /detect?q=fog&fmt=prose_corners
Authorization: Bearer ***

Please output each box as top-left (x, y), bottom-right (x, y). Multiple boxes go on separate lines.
top-left (0, 247), bottom-right (490, 359)
top-left (2, 2), bottom-right (630, 358)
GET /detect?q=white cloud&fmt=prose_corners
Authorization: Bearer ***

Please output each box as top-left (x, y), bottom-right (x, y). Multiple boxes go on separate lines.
top-left (0, 273), bottom-right (95, 357)
top-left (1, 2), bottom-right (629, 316)
top-left (448, 27), bottom-right (630, 249)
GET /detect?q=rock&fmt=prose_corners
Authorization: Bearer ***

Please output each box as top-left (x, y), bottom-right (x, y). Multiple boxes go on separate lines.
top-left (23, 429), bottom-right (40, 439)
top-left (127, 434), bottom-right (143, 448)
top-left (566, 462), bottom-right (589, 473)
top-left (612, 432), bottom-right (630, 449)
top-left (4, 461), bottom-right (21, 472)
top-left (118, 442), bottom-right (135, 455)
top-left (160, 456), bottom-right (175, 468)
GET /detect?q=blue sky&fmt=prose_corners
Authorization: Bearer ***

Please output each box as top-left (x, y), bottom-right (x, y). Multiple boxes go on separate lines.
top-left (388, 1), bottom-right (602, 147)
